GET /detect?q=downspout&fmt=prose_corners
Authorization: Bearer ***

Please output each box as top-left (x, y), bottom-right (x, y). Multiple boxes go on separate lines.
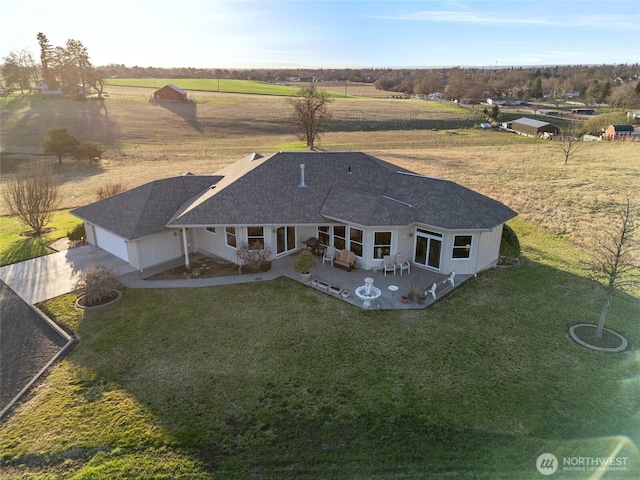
top-left (182, 228), bottom-right (190, 269)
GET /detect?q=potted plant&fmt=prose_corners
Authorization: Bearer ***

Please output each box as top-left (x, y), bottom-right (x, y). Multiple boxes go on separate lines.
top-left (294, 250), bottom-right (316, 282)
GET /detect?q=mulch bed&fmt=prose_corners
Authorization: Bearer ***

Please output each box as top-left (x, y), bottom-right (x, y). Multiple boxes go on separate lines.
top-left (146, 257), bottom-right (270, 280)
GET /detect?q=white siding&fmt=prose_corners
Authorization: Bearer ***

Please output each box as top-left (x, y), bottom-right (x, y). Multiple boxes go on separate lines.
top-left (138, 230), bottom-right (183, 269)
top-left (474, 224), bottom-right (504, 272)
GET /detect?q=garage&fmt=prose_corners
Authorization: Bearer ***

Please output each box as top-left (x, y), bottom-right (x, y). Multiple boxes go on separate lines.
top-left (94, 226), bottom-right (129, 263)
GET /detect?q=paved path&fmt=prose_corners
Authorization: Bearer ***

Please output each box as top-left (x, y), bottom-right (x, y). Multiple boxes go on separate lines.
top-left (0, 246), bottom-right (135, 304)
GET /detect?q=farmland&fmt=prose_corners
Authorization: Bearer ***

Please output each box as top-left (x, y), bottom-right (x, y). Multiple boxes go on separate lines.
top-left (0, 82), bottom-right (639, 478)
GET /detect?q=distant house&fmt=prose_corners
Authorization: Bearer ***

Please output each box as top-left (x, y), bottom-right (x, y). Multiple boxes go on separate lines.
top-left (486, 98), bottom-right (506, 106)
top-left (35, 81), bottom-right (62, 95)
top-left (510, 117), bottom-right (560, 138)
top-left (71, 151), bottom-right (517, 275)
top-left (605, 124), bottom-right (635, 140)
top-left (627, 110), bottom-right (640, 120)
top-left (153, 84), bottom-right (188, 102)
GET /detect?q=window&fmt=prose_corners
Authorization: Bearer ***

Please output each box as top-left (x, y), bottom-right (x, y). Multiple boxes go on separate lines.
top-left (334, 225), bottom-right (346, 250)
top-left (350, 227), bottom-right (363, 257)
top-left (452, 235), bottom-right (472, 259)
top-left (317, 226), bottom-right (331, 246)
top-left (206, 227), bottom-right (216, 235)
top-left (247, 226), bottom-right (265, 250)
top-left (225, 227), bottom-right (237, 248)
top-left (373, 231), bottom-right (392, 259)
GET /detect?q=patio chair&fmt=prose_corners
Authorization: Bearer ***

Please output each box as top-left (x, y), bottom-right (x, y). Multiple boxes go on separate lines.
top-left (335, 249), bottom-right (356, 271)
top-left (382, 255), bottom-right (396, 276)
top-left (322, 246), bottom-right (336, 266)
top-left (396, 253), bottom-right (410, 276)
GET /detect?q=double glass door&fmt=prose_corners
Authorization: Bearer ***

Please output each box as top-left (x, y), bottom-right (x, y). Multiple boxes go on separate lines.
top-left (414, 229), bottom-right (442, 270)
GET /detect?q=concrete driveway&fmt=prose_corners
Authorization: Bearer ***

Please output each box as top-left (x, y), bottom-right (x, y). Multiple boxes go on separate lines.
top-left (0, 246), bottom-right (135, 304)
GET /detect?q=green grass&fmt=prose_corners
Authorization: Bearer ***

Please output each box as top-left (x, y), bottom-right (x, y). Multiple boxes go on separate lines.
top-left (0, 210), bottom-right (82, 266)
top-left (103, 78), bottom-right (346, 98)
top-left (1, 219), bottom-right (638, 478)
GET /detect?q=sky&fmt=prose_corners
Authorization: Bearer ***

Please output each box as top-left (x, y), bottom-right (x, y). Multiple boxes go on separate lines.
top-left (1, 0), bottom-right (639, 69)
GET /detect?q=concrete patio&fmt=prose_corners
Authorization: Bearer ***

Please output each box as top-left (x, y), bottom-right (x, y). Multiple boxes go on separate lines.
top-left (121, 252), bottom-right (471, 310)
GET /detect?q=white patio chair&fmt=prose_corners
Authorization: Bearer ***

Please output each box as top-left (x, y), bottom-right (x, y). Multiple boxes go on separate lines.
top-left (322, 246), bottom-right (336, 266)
top-left (382, 255), bottom-right (396, 276)
top-left (396, 253), bottom-right (410, 275)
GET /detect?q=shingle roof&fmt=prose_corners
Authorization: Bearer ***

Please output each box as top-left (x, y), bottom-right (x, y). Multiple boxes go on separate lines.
top-left (167, 152), bottom-right (517, 230)
top-left (610, 124), bottom-right (635, 132)
top-left (71, 175), bottom-right (222, 240)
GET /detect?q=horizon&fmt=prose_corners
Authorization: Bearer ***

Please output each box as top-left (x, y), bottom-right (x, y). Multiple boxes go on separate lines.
top-left (1, 1), bottom-right (639, 70)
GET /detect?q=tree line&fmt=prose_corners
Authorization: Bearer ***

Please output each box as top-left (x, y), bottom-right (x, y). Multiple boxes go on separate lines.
top-left (3, 35), bottom-right (639, 107)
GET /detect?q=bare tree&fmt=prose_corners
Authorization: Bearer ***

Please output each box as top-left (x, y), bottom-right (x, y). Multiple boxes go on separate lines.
top-left (287, 85), bottom-right (332, 150)
top-left (96, 181), bottom-right (126, 200)
top-left (590, 193), bottom-right (639, 338)
top-left (2, 166), bottom-right (60, 236)
top-left (557, 122), bottom-right (585, 164)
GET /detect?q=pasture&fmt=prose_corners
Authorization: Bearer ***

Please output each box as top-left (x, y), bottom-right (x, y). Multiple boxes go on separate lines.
top-left (0, 83), bottom-right (638, 478)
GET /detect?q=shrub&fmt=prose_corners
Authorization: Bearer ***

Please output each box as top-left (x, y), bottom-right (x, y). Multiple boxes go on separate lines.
top-left (235, 241), bottom-right (273, 273)
top-left (96, 181), bottom-right (126, 200)
top-left (73, 264), bottom-right (119, 306)
top-left (75, 142), bottom-right (105, 162)
top-left (67, 223), bottom-right (86, 244)
top-left (294, 250), bottom-right (316, 274)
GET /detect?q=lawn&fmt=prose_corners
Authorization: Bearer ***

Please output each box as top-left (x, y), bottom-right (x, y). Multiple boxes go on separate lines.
top-left (0, 210), bottom-right (82, 266)
top-left (104, 78), bottom-right (347, 98)
top-left (1, 219), bottom-right (638, 479)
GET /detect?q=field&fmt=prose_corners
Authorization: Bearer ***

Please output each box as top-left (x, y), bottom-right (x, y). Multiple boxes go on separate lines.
top-left (0, 84), bottom-right (639, 478)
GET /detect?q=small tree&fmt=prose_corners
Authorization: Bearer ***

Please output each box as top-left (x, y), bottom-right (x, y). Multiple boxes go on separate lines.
top-left (2, 166), bottom-right (60, 235)
top-left (287, 85), bottom-right (333, 150)
top-left (294, 250), bottom-right (316, 275)
top-left (76, 142), bottom-right (105, 163)
top-left (557, 122), bottom-right (585, 164)
top-left (73, 264), bottom-right (119, 306)
top-left (589, 193), bottom-right (639, 338)
top-left (41, 128), bottom-right (79, 163)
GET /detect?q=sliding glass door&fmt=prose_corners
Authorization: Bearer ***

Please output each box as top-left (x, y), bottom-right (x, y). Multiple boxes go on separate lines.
top-left (414, 229), bottom-right (442, 270)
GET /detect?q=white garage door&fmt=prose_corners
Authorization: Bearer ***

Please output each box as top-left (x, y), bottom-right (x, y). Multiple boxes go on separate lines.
top-left (94, 227), bottom-right (129, 263)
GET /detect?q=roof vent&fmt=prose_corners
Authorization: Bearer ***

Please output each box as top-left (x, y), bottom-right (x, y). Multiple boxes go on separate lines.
top-left (347, 166), bottom-right (352, 175)
top-left (299, 163), bottom-right (307, 188)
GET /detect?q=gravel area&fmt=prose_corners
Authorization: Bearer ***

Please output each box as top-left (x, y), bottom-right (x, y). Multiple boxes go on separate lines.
top-left (0, 281), bottom-right (69, 412)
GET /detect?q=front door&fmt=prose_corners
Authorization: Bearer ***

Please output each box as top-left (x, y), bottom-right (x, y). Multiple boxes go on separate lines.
top-left (414, 229), bottom-right (442, 270)
top-left (276, 226), bottom-right (296, 256)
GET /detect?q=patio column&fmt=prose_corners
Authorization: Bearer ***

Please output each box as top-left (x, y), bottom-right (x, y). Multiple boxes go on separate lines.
top-left (182, 228), bottom-right (190, 269)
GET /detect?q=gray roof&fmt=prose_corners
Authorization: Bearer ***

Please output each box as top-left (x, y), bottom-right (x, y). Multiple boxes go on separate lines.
top-left (610, 124), bottom-right (635, 131)
top-left (512, 117), bottom-right (551, 128)
top-left (71, 175), bottom-right (222, 240)
top-left (168, 152), bottom-right (517, 230)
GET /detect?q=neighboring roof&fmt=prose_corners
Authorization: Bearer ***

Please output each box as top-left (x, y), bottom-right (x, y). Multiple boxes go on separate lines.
top-left (168, 151), bottom-right (517, 230)
top-left (71, 175), bottom-right (222, 240)
top-left (157, 83), bottom-right (187, 95)
top-left (609, 124), bottom-right (635, 132)
top-left (512, 117), bottom-right (552, 129)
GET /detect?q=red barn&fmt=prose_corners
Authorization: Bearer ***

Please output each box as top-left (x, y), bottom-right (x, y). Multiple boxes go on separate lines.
top-left (153, 84), bottom-right (187, 102)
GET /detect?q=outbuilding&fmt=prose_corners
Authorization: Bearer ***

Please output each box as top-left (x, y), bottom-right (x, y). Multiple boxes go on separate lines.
top-left (605, 124), bottom-right (635, 140)
top-left (511, 117), bottom-right (560, 138)
top-left (153, 84), bottom-right (188, 102)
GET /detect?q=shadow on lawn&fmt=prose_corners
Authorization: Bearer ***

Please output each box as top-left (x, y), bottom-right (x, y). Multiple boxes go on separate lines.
top-left (60, 261), bottom-right (640, 476)
top-left (0, 234), bottom-right (52, 267)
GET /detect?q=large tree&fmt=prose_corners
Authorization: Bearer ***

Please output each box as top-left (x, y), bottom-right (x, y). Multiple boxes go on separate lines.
top-left (590, 193), bottom-right (639, 338)
top-left (2, 166), bottom-right (60, 236)
top-left (41, 128), bottom-right (79, 162)
top-left (287, 85), bottom-right (333, 150)
top-left (36, 32), bottom-right (54, 87)
top-left (1, 49), bottom-right (38, 92)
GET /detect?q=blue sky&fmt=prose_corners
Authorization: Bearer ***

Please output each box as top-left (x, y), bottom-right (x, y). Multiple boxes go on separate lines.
top-left (2, 0), bottom-right (639, 69)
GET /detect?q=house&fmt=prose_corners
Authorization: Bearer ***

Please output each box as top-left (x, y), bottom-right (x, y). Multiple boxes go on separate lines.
top-left (486, 98), bottom-right (506, 106)
top-left (605, 124), bottom-right (635, 140)
top-left (35, 81), bottom-right (62, 95)
top-left (153, 84), bottom-right (188, 102)
top-left (71, 152), bottom-right (517, 276)
top-left (510, 117), bottom-right (560, 138)
top-left (627, 110), bottom-right (640, 120)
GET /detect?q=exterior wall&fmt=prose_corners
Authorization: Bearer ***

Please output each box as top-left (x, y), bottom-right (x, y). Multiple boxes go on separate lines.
top-left (154, 86), bottom-right (186, 102)
top-left (94, 226), bottom-right (129, 263)
top-left (136, 230), bottom-right (184, 270)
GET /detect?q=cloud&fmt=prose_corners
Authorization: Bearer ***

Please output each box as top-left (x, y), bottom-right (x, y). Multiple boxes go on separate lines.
top-left (372, 9), bottom-right (638, 29)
